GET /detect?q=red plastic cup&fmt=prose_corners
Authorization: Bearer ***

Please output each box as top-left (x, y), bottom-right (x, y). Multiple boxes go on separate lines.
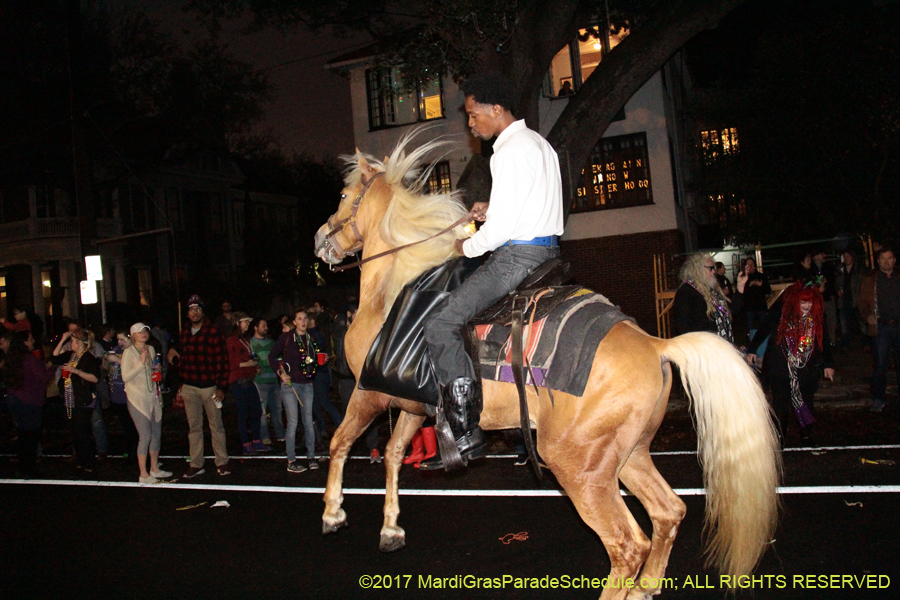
top-left (151, 371), bottom-right (162, 382)
top-left (317, 352), bottom-right (327, 366)
top-left (61, 366), bottom-right (71, 378)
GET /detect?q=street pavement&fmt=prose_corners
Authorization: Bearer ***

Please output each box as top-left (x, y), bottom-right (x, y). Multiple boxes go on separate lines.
top-left (2, 341), bottom-right (899, 599)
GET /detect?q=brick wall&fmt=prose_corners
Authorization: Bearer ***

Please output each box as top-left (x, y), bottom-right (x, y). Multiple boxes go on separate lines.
top-left (560, 229), bottom-right (684, 334)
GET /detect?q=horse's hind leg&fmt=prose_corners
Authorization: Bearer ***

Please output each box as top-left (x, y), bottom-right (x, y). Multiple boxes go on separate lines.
top-left (323, 389), bottom-right (389, 534)
top-left (551, 455), bottom-right (651, 600)
top-left (379, 410), bottom-right (426, 552)
top-left (618, 448), bottom-right (686, 599)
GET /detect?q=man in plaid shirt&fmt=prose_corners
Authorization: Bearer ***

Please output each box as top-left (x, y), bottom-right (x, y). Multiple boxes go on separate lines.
top-left (168, 294), bottom-right (230, 477)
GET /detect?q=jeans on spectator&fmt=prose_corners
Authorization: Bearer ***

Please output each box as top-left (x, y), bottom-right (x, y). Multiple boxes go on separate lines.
top-left (281, 382), bottom-right (315, 462)
top-left (312, 366), bottom-right (342, 438)
top-left (871, 322), bottom-right (900, 402)
top-left (91, 404), bottom-right (108, 454)
top-left (256, 382), bottom-right (284, 441)
top-left (6, 394), bottom-right (43, 477)
top-left (181, 384), bottom-right (229, 468)
top-left (231, 381), bottom-right (262, 445)
top-left (425, 244), bottom-right (559, 385)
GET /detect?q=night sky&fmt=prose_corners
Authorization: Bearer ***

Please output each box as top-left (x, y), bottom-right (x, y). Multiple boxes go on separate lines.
top-left (129, 0), bottom-right (367, 160)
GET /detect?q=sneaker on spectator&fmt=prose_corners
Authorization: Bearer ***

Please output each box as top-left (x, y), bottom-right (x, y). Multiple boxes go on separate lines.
top-left (370, 449), bottom-right (383, 464)
top-left (184, 466), bottom-right (205, 479)
top-left (308, 459), bottom-right (320, 470)
top-left (287, 461), bottom-right (307, 473)
top-left (217, 464), bottom-right (231, 476)
top-left (252, 441), bottom-right (272, 453)
top-left (150, 469), bottom-right (173, 478)
top-left (262, 438), bottom-right (273, 446)
top-left (139, 475), bottom-right (159, 484)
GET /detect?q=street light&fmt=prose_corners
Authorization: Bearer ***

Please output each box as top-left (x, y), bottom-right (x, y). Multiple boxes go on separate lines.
top-left (84, 255), bottom-right (106, 323)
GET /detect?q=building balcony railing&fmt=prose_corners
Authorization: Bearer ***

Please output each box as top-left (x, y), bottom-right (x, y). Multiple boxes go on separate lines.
top-left (0, 217), bottom-right (80, 243)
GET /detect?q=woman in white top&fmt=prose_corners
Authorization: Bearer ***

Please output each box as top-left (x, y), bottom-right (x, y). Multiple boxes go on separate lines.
top-left (121, 322), bottom-right (171, 484)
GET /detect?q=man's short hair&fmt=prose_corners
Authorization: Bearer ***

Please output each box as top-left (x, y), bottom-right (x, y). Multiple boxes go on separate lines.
top-left (460, 73), bottom-right (515, 113)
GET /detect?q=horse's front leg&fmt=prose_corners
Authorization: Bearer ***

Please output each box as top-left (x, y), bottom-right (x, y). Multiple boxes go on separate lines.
top-left (323, 389), bottom-right (388, 534)
top-left (379, 409), bottom-right (426, 552)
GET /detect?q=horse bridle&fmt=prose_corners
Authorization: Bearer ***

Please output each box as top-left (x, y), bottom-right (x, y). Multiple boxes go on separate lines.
top-left (322, 170), bottom-right (476, 273)
top-left (321, 172), bottom-right (385, 266)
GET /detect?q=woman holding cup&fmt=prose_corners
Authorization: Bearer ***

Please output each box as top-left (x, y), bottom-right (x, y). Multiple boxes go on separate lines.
top-left (268, 308), bottom-right (320, 473)
top-left (52, 328), bottom-right (101, 474)
top-left (120, 323), bottom-right (171, 484)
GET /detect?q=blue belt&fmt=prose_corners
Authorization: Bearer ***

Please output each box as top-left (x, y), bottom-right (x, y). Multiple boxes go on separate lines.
top-left (506, 235), bottom-right (558, 247)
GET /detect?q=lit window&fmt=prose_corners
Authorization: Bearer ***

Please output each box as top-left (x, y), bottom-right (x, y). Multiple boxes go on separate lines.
top-left (426, 161), bottom-right (452, 195)
top-left (548, 25), bottom-right (630, 97)
top-left (700, 128), bottom-right (739, 165)
top-left (366, 67), bottom-right (444, 130)
top-left (571, 132), bottom-right (652, 213)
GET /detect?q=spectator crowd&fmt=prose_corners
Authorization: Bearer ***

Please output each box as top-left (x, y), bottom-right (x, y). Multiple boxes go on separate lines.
top-left (2, 242), bottom-right (898, 478)
top-left (672, 243), bottom-right (897, 447)
top-left (0, 294), bottom-right (380, 482)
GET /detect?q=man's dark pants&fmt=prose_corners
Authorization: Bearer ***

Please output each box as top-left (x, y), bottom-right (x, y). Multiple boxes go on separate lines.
top-left (425, 244), bottom-right (560, 385)
top-left (871, 322), bottom-right (900, 403)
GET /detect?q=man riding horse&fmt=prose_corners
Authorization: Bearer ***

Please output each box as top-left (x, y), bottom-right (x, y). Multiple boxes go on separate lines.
top-left (420, 73), bottom-right (565, 470)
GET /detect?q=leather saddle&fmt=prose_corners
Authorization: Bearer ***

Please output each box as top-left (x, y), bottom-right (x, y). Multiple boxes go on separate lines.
top-left (472, 258), bottom-right (576, 326)
top-left (358, 256), bottom-right (576, 403)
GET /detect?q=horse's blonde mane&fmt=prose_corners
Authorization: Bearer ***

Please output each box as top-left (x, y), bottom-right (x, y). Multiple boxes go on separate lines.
top-left (341, 127), bottom-right (471, 314)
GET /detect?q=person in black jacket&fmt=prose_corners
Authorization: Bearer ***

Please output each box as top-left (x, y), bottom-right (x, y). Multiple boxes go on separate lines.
top-left (52, 328), bottom-right (101, 474)
top-left (742, 257), bottom-right (772, 332)
top-left (747, 283), bottom-right (834, 447)
top-left (673, 252), bottom-right (746, 341)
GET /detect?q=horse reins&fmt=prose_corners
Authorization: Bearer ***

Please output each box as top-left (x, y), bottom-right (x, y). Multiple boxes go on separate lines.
top-left (326, 171), bottom-right (476, 273)
top-left (322, 172), bottom-right (384, 261)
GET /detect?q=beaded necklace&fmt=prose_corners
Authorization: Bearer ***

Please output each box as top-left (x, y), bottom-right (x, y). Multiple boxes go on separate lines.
top-left (293, 330), bottom-right (319, 378)
top-left (783, 314), bottom-right (817, 428)
top-left (63, 350), bottom-right (88, 419)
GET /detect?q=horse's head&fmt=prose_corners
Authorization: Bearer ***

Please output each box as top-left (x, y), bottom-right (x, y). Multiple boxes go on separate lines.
top-left (314, 152), bottom-right (385, 266)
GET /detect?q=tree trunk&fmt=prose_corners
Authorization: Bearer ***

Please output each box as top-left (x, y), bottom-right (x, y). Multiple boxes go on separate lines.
top-left (544, 0), bottom-right (747, 219)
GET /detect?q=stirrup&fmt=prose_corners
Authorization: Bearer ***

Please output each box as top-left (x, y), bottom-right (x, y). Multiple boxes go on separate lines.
top-left (418, 427), bottom-right (486, 471)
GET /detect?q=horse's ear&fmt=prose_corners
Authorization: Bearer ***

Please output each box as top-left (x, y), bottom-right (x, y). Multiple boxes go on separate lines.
top-left (358, 154), bottom-right (378, 180)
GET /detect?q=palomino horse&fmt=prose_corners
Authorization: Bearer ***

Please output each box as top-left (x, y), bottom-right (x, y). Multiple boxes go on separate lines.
top-left (314, 132), bottom-right (781, 600)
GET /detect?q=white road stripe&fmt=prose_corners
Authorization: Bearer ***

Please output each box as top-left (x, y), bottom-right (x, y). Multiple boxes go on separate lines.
top-left (2, 479), bottom-right (898, 497)
top-left (5, 444), bottom-right (897, 461)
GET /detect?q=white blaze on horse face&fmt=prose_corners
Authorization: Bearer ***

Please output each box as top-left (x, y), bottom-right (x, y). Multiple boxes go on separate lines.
top-left (315, 186), bottom-right (355, 264)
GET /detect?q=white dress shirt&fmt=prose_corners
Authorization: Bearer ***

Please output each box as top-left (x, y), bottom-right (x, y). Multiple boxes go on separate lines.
top-left (462, 120), bottom-right (564, 258)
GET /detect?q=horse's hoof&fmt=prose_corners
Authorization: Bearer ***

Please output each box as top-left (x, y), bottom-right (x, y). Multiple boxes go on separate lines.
top-left (323, 518), bottom-right (348, 535)
top-left (379, 532), bottom-right (406, 553)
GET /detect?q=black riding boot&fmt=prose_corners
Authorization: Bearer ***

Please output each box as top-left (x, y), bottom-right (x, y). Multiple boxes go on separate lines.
top-left (419, 377), bottom-right (486, 471)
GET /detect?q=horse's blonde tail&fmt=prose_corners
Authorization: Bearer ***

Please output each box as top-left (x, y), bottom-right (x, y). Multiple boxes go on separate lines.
top-left (658, 332), bottom-right (781, 578)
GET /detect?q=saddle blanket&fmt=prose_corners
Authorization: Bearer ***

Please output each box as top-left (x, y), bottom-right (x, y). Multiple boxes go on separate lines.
top-left (475, 290), bottom-right (634, 398)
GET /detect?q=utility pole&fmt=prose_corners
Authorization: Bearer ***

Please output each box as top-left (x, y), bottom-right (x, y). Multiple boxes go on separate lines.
top-left (65, 0), bottom-right (98, 323)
